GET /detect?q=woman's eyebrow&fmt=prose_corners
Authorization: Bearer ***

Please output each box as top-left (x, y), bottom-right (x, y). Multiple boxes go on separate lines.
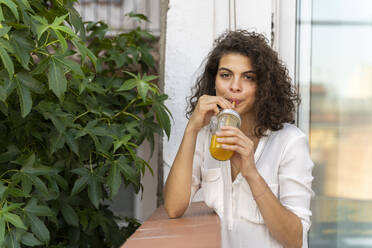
top-left (218, 67), bottom-right (256, 74)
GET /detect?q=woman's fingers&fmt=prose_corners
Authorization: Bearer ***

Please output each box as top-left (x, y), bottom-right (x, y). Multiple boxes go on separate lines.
top-left (216, 126), bottom-right (254, 157)
top-left (201, 95), bottom-right (233, 109)
top-left (216, 127), bottom-right (249, 142)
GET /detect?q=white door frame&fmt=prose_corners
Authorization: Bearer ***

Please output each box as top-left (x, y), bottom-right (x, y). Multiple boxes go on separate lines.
top-left (274, 0), bottom-right (312, 136)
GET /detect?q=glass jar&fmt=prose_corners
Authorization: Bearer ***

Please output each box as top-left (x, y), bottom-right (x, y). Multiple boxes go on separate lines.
top-left (209, 109), bottom-right (241, 161)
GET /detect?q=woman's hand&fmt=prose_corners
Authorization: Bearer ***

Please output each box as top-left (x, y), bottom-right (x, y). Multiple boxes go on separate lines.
top-left (216, 126), bottom-right (257, 178)
top-left (187, 95), bottom-right (232, 132)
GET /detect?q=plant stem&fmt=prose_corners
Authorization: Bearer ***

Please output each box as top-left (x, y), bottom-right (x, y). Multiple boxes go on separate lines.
top-left (42, 31), bottom-right (51, 48)
top-left (0, 170), bottom-right (19, 179)
top-left (45, 40), bottom-right (60, 48)
top-left (113, 97), bottom-right (138, 119)
top-left (73, 111), bottom-right (90, 122)
top-left (36, 51), bottom-right (50, 57)
top-left (89, 152), bottom-right (93, 173)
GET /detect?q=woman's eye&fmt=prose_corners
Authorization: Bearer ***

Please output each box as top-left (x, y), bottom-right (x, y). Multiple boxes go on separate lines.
top-left (220, 73), bottom-right (230, 78)
top-left (244, 75), bottom-right (255, 81)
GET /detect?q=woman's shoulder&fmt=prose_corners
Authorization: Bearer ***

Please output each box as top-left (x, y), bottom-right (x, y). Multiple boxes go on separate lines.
top-left (271, 123), bottom-right (308, 143)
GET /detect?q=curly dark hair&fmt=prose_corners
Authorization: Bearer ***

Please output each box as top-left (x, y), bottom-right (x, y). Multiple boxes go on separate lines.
top-left (186, 30), bottom-right (300, 138)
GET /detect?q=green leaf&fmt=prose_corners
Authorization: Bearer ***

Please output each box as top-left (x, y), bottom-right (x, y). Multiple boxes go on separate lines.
top-left (0, 70), bottom-right (16, 98)
top-left (31, 57), bottom-right (50, 75)
top-left (21, 232), bottom-right (43, 246)
top-left (113, 134), bottom-right (131, 153)
top-left (108, 162), bottom-right (121, 198)
top-left (0, 86), bottom-right (6, 102)
top-left (7, 187), bottom-right (27, 197)
top-left (28, 175), bottom-right (49, 195)
top-left (27, 213), bottom-right (50, 243)
top-left (143, 75), bottom-right (159, 82)
top-left (65, 129), bottom-right (79, 156)
top-left (60, 204), bottom-right (78, 227)
top-left (24, 199), bottom-right (53, 217)
top-left (3, 212), bottom-right (27, 230)
top-left (0, 145), bottom-right (20, 163)
top-left (0, 38), bottom-right (14, 53)
top-left (22, 165), bottom-right (54, 176)
top-left (68, 7), bottom-right (85, 40)
top-left (54, 29), bottom-right (67, 53)
top-left (54, 25), bottom-right (78, 39)
top-left (71, 39), bottom-right (97, 69)
top-left (118, 157), bottom-right (138, 185)
top-left (10, 31), bottom-right (33, 70)
top-left (0, 216), bottom-right (4, 243)
top-left (71, 167), bottom-right (90, 177)
top-left (153, 102), bottom-right (171, 138)
top-left (51, 13), bottom-right (68, 27)
top-left (54, 56), bottom-right (84, 76)
top-left (0, 7), bottom-right (4, 22)
top-left (117, 78), bottom-right (136, 91)
top-left (70, 175), bottom-right (89, 196)
top-left (124, 71), bottom-right (138, 79)
top-left (52, 174), bottom-right (68, 191)
top-left (0, 203), bottom-right (23, 213)
top-left (0, 46), bottom-right (14, 78)
top-left (31, 15), bottom-right (48, 25)
top-left (0, 0), bottom-right (19, 21)
top-left (0, 101), bottom-right (8, 115)
top-left (140, 48), bottom-right (155, 68)
top-left (0, 182), bottom-right (7, 199)
top-left (0, 25), bottom-right (11, 37)
top-left (36, 24), bottom-right (49, 41)
top-left (16, 71), bottom-right (45, 94)
top-left (18, 0), bottom-right (32, 10)
top-left (137, 80), bottom-right (149, 100)
top-left (88, 175), bottom-right (101, 209)
top-left (21, 175), bottom-right (32, 195)
top-left (48, 59), bottom-right (67, 100)
top-left (126, 12), bottom-right (149, 22)
top-left (13, 152), bottom-right (35, 167)
top-left (49, 130), bottom-right (66, 154)
top-left (16, 79), bottom-right (32, 118)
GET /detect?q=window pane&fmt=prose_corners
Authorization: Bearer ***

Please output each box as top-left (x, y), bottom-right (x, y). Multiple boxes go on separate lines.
top-left (297, 0), bottom-right (372, 247)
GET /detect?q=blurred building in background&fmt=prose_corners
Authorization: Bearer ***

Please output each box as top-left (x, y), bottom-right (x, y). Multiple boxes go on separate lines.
top-left (75, 0), bottom-right (160, 35)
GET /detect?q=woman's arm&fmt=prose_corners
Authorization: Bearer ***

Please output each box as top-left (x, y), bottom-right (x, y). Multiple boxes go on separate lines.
top-left (163, 125), bottom-right (199, 218)
top-left (218, 127), bottom-right (313, 248)
top-left (164, 95), bottom-right (232, 218)
top-left (245, 172), bottom-right (303, 248)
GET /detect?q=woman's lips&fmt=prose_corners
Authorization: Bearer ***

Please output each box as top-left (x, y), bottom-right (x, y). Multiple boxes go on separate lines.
top-left (227, 98), bottom-right (242, 106)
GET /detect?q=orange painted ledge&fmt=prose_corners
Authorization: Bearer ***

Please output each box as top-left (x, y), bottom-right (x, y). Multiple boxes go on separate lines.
top-left (121, 202), bottom-right (221, 248)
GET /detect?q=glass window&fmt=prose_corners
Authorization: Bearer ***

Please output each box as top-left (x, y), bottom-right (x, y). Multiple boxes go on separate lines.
top-left (297, 0), bottom-right (372, 247)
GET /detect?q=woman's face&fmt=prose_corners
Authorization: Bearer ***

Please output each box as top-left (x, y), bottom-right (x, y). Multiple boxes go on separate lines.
top-left (215, 53), bottom-right (257, 117)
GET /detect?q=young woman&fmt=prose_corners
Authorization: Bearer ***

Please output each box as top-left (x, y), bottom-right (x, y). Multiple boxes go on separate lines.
top-left (163, 30), bottom-right (314, 248)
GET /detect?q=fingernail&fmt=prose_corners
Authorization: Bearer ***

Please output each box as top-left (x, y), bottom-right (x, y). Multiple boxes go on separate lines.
top-left (217, 138), bottom-right (222, 142)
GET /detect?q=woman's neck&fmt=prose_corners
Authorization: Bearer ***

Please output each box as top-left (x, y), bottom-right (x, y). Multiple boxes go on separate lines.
top-left (240, 113), bottom-right (258, 140)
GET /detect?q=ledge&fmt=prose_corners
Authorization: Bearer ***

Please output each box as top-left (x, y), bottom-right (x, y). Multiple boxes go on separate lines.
top-left (121, 202), bottom-right (221, 248)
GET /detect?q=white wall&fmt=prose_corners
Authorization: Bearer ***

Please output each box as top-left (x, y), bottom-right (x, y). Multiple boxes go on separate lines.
top-left (163, 0), bottom-right (274, 201)
top-left (163, 0), bottom-right (215, 189)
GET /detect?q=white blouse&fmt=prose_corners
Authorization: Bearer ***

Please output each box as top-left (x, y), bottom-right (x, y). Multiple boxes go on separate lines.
top-left (189, 123), bottom-right (314, 248)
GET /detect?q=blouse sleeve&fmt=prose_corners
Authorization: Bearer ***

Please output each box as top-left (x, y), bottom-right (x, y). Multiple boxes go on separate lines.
top-left (188, 128), bottom-right (205, 205)
top-left (278, 134), bottom-right (314, 247)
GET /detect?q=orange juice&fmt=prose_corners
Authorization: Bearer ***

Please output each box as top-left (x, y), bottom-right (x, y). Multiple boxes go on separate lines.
top-left (209, 134), bottom-right (234, 161)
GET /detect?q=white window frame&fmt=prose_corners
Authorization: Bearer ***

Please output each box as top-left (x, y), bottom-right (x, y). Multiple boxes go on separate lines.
top-left (273, 0), bottom-right (312, 136)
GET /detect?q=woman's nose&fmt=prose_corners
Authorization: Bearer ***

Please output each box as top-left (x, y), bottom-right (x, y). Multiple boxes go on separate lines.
top-left (229, 78), bottom-right (241, 92)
